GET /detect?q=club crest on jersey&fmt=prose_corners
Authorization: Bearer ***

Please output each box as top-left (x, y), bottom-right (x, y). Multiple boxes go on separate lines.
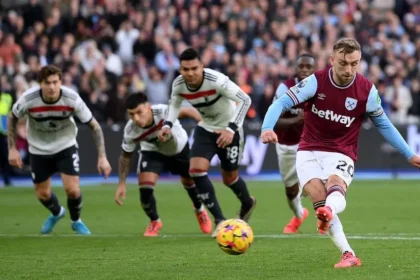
top-left (221, 79), bottom-right (229, 90)
top-left (345, 97), bottom-right (357, 111)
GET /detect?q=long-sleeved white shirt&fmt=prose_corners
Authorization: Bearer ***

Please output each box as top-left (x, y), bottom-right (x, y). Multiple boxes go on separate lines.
top-left (166, 68), bottom-right (251, 132)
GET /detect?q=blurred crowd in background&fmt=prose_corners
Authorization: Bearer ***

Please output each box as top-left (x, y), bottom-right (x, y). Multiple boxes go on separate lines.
top-left (0, 0), bottom-right (420, 125)
top-left (0, 0), bottom-right (419, 183)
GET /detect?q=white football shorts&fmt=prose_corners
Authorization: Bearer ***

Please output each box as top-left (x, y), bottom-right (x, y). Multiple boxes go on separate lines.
top-left (276, 143), bottom-right (299, 187)
top-left (296, 150), bottom-right (355, 190)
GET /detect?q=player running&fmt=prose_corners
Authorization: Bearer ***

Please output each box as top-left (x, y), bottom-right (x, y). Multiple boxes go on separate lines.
top-left (158, 48), bottom-right (256, 237)
top-left (8, 65), bottom-right (112, 235)
top-left (273, 54), bottom-right (315, 234)
top-left (114, 92), bottom-right (212, 236)
top-left (261, 38), bottom-right (420, 268)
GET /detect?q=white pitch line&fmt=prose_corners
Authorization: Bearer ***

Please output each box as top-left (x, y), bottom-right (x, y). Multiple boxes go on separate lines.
top-left (1, 233), bottom-right (420, 240)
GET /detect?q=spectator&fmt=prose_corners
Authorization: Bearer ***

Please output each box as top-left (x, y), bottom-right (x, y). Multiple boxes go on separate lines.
top-left (408, 79), bottom-right (420, 123)
top-left (0, 87), bottom-right (13, 186)
top-left (138, 56), bottom-right (173, 105)
top-left (154, 39), bottom-right (180, 73)
top-left (257, 83), bottom-right (275, 122)
top-left (0, 0), bottom-right (418, 125)
top-left (102, 44), bottom-right (123, 77)
top-left (0, 33), bottom-right (21, 67)
top-left (385, 76), bottom-right (413, 124)
top-left (115, 20), bottom-right (139, 65)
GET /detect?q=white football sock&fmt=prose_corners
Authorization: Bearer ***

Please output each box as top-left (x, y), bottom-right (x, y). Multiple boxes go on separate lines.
top-left (287, 195), bottom-right (304, 218)
top-left (328, 215), bottom-right (355, 255)
top-left (326, 189), bottom-right (346, 216)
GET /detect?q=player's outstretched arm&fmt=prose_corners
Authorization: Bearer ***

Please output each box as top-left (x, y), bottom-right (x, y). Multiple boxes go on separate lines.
top-left (73, 93), bottom-right (111, 177)
top-left (163, 87), bottom-right (184, 128)
top-left (88, 118), bottom-right (112, 178)
top-left (88, 118), bottom-right (107, 157)
top-left (8, 95), bottom-right (27, 168)
top-left (273, 83), bottom-right (304, 129)
top-left (7, 113), bottom-right (18, 150)
top-left (118, 151), bottom-right (132, 184)
top-left (367, 86), bottom-right (420, 167)
top-left (178, 107), bottom-right (202, 122)
top-left (260, 94), bottom-right (295, 144)
top-left (218, 78), bottom-right (251, 132)
top-left (7, 113), bottom-right (22, 168)
top-left (115, 150), bottom-right (133, 206)
top-left (262, 75), bottom-right (317, 133)
top-left (214, 77), bottom-right (251, 148)
top-left (159, 90), bottom-right (184, 142)
top-left (369, 113), bottom-right (419, 166)
top-left (165, 94), bottom-right (183, 126)
top-left (116, 130), bottom-right (137, 205)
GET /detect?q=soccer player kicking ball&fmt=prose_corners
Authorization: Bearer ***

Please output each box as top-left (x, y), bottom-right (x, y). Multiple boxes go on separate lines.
top-left (114, 93), bottom-right (212, 236)
top-left (261, 38), bottom-right (420, 268)
top-left (158, 48), bottom-right (256, 237)
top-left (273, 54), bottom-right (316, 234)
top-left (8, 65), bottom-right (112, 235)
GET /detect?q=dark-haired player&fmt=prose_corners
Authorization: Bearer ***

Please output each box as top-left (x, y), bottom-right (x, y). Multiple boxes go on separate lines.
top-left (115, 92), bottom-right (212, 236)
top-left (158, 48), bottom-right (256, 237)
top-left (8, 65), bottom-right (112, 235)
top-left (261, 38), bottom-right (420, 268)
top-left (273, 54), bottom-right (315, 234)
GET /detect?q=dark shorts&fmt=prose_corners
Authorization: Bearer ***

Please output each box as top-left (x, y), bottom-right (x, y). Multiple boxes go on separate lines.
top-left (137, 144), bottom-right (190, 178)
top-left (29, 145), bottom-right (80, 184)
top-left (190, 126), bottom-right (243, 171)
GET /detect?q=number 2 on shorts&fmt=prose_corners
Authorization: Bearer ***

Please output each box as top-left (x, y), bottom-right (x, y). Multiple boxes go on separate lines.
top-left (72, 153), bottom-right (80, 172)
top-left (336, 160), bottom-right (354, 177)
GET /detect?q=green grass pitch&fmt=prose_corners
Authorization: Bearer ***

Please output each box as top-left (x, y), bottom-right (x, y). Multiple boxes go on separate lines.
top-left (1, 180), bottom-right (420, 280)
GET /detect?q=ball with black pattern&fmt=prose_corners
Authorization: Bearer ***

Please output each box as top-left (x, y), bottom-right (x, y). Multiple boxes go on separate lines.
top-left (216, 219), bottom-right (253, 255)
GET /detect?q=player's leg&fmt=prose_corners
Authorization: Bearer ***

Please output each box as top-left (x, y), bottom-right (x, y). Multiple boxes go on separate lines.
top-left (137, 151), bottom-right (164, 237)
top-left (180, 176), bottom-right (212, 234)
top-left (316, 152), bottom-right (360, 268)
top-left (315, 153), bottom-right (355, 227)
top-left (180, 176), bottom-right (202, 210)
top-left (167, 144), bottom-right (212, 234)
top-left (218, 128), bottom-right (256, 222)
top-left (220, 169), bottom-right (255, 218)
top-left (283, 182), bottom-right (309, 233)
top-left (138, 172), bottom-right (162, 237)
top-left (316, 175), bottom-right (347, 222)
top-left (57, 146), bottom-right (90, 235)
top-left (60, 174), bottom-right (90, 234)
top-left (189, 127), bottom-right (226, 228)
top-left (170, 144), bottom-right (203, 211)
top-left (328, 214), bottom-right (360, 268)
top-left (0, 135), bottom-right (12, 186)
top-left (326, 186), bottom-right (360, 268)
top-left (276, 144), bottom-right (308, 233)
top-left (285, 183), bottom-right (307, 218)
top-left (296, 151), bottom-right (328, 232)
top-left (36, 178), bottom-right (66, 234)
top-left (325, 159), bottom-right (354, 216)
top-left (30, 153), bottom-right (65, 234)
